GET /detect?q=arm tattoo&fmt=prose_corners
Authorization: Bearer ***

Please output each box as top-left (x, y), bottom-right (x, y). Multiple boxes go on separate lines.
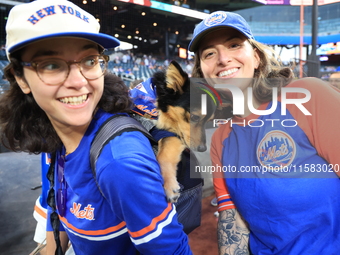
top-left (217, 209), bottom-right (250, 255)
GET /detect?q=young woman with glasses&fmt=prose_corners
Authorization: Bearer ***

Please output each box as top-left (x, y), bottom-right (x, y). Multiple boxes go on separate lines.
top-left (0, 1), bottom-right (192, 254)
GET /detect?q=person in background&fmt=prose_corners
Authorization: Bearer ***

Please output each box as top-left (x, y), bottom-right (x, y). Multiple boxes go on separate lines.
top-left (112, 65), bottom-right (119, 76)
top-left (189, 10), bottom-right (340, 255)
top-left (129, 79), bottom-right (144, 90)
top-left (118, 65), bottom-right (124, 73)
top-left (0, 0), bottom-right (192, 254)
top-left (329, 71), bottom-right (340, 89)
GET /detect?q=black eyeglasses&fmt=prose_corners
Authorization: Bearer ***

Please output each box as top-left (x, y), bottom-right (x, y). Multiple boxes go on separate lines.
top-left (57, 155), bottom-right (67, 217)
top-left (21, 54), bottom-right (109, 85)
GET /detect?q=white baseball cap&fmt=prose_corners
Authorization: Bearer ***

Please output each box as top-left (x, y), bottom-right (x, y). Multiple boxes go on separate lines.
top-left (5, 0), bottom-right (120, 59)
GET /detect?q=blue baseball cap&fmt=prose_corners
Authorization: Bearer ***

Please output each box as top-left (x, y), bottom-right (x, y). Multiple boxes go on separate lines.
top-left (188, 11), bottom-right (254, 52)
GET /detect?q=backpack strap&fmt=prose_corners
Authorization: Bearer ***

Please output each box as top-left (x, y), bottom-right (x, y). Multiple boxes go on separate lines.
top-left (90, 114), bottom-right (156, 197)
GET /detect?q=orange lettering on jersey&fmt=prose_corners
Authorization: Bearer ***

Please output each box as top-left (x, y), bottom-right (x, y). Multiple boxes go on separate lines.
top-left (70, 202), bottom-right (95, 220)
top-left (70, 202), bottom-right (81, 215)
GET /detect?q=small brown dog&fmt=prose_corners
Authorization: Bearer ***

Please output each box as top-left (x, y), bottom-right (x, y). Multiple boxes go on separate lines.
top-left (153, 61), bottom-right (221, 202)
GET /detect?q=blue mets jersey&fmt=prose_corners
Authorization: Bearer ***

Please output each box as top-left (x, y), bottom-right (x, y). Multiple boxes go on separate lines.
top-left (129, 77), bottom-right (158, 119)
top-left (46, 109), bottom-right (192, 255)
top-left (212, 78), bottom-right (340, 254)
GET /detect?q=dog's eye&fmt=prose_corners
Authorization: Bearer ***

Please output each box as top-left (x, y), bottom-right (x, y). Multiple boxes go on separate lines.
top-left (190, 114), bottom-right (200, 123)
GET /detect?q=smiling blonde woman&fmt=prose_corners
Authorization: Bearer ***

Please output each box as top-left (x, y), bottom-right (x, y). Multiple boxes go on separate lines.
top-left (189, 10), bottom-right (340, 255)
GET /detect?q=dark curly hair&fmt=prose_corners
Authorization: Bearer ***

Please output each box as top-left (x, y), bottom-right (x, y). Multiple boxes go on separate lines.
top-left (0, 51), bottom-right (132, 154)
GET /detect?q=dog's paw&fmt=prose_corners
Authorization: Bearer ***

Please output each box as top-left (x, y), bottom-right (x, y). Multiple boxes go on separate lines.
top-left (164, 178), bottom-right (181, 203)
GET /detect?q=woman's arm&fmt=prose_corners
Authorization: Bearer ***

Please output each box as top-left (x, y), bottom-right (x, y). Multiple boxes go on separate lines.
top-left (210, 125), bottom-right (250, 254)
top-left (98, 131), bottom-right (192, 254)
top-left (287, 78), bottom-right (340, 176)
top-left (46, 231), bottom-right (69, 255)
top-left (218, 209), bottom-right (250, 255)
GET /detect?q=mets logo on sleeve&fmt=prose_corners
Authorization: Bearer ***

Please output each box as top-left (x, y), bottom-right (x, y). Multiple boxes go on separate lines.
top-left (257, 130), bottom-right (296, 167)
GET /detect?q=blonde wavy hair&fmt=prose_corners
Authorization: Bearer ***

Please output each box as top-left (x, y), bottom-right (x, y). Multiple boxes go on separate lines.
top-left (191, 39), bottom-right (295, 103)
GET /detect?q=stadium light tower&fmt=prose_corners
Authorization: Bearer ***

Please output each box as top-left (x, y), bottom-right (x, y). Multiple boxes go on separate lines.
top-left (307, 0), bottom-right (320, 77)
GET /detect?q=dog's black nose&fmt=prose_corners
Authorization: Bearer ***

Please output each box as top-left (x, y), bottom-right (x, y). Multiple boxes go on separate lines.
top-left (197, 144), bottom-right (207, 152)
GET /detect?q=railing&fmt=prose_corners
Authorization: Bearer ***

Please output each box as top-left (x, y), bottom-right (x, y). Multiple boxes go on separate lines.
top-left (249, 18), bottom-right (340, 36)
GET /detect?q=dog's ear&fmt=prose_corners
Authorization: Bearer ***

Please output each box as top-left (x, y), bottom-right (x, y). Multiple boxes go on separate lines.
top-left (153, 60), bottom-right (190, 113)
top-left (166, 61), bottom-right (188, 94)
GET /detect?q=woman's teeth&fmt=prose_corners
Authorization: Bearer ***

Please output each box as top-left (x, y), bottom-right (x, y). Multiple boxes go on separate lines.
top-left (218, 68), bottom-right (238, 77)
top-left (59, 95), bottom-right (87, 105)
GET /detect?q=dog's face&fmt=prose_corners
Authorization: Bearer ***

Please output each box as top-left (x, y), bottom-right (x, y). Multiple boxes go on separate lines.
top-left (153, 61), bottom-right (218, 152)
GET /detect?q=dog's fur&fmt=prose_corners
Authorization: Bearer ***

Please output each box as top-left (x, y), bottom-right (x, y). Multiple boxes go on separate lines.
top-left (152, 61), bottom-right (220, 202)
